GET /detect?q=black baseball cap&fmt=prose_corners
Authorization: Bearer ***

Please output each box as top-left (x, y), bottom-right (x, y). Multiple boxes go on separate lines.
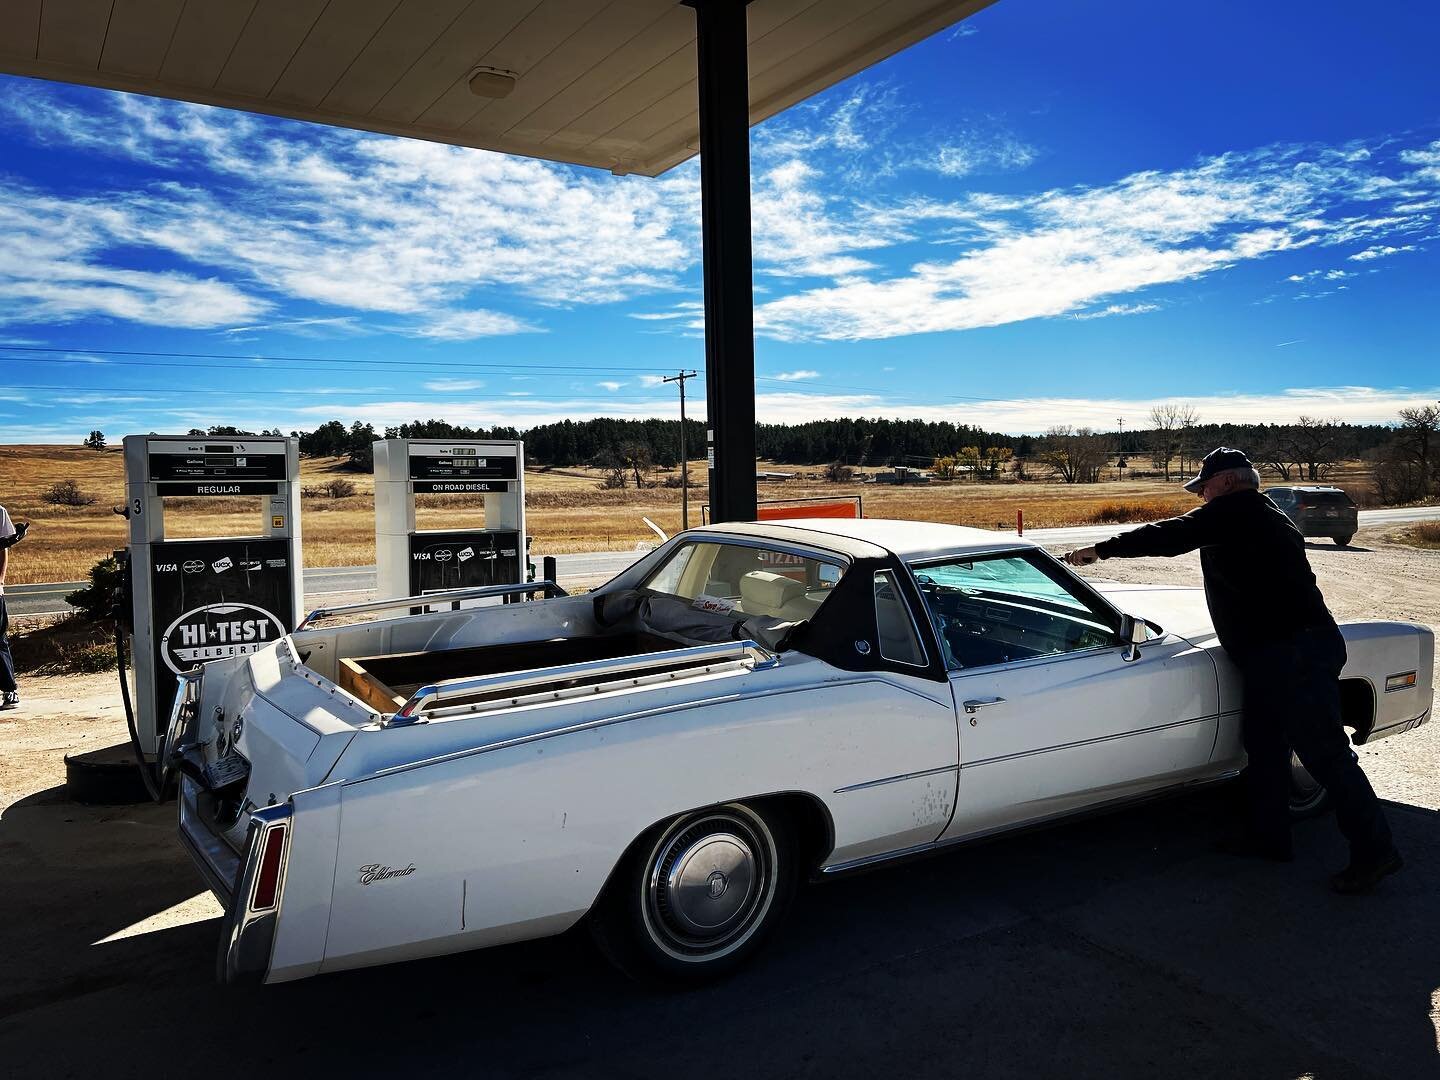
top-left (1183, 446), bottom-right (1255, 493)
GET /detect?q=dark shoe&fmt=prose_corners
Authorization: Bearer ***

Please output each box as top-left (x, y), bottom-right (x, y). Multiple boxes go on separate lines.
top-left (1331, 849), bottom-right (1403, 895)
top-left (0, 690), bottom-right (18, 710)
top-left (1211, 832), bottom-right (1293, 863)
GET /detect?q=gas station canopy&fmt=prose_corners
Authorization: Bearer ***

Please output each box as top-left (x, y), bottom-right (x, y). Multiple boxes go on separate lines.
top-left (0, 0), bottom-right (987, 177)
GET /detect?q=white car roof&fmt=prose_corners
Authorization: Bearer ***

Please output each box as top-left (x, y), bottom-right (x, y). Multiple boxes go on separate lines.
top-left (691, 517), bottom-right (1035, 563)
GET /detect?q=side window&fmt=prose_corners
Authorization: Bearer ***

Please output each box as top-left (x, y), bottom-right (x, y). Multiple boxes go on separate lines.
top-left (873, 571), bottom-right (926, 667)
top-left (913, 552), bottom-right (1121, 670)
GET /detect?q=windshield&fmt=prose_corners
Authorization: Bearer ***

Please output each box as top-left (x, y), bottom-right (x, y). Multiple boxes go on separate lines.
top-left (641, 540), bottom-right (845, 622)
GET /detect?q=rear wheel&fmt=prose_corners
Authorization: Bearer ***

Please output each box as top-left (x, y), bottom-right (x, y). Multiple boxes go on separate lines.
top-left (1334, 534), bottom-right (1353, 546)
top-left (1289, 751), bottom-right (1332, 818)
top-left (590, 802), bottom-right (796, 983)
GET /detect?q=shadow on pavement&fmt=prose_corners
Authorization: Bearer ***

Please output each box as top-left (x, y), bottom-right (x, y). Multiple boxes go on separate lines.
top-left (1, 784), bottom-right (1436, 1079)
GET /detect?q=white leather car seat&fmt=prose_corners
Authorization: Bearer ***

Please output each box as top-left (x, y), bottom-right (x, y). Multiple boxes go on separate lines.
top-left (738, 571), bottom-right (803, 618)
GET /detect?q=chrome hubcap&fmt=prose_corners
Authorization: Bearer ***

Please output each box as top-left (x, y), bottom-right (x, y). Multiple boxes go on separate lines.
top-left (1290, 751), bottom-right (1326, 810)
top-left (643, 808), bottom-right (774, 960)
top-left (665, 832), bottom-right (755, 934)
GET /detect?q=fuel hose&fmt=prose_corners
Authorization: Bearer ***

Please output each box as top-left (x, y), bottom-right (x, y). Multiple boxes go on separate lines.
top-left (114, 591), bottom-right (165, 804)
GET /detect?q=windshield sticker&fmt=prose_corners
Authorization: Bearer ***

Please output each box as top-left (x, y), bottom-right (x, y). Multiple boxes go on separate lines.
top-left (692, 594), bottom-right (737, 614)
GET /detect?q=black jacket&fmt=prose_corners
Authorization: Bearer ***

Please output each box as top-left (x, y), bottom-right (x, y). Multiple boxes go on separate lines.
top-left (1095, 489), bottom-right (1336, 657)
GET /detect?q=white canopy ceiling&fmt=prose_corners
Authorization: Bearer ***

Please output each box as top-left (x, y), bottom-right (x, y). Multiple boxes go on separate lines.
top-left (0, 0), bottom-right (991, 176)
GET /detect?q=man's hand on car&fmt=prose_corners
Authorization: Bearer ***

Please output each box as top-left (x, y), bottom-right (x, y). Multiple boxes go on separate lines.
top-left (1063, 546), bottom-right (1099, 566)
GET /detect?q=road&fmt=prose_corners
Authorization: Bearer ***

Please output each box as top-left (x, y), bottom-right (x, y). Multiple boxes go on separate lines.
top-left (10, 505), bottom-right (1437, 617)
top-left (5, 548), bottom-right (647, 617)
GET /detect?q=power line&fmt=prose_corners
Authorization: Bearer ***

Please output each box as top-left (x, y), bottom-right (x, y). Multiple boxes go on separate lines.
top-left (0, 382), bottom-right (681, 403)
top-left (0, 344), bottom-right (678, 374)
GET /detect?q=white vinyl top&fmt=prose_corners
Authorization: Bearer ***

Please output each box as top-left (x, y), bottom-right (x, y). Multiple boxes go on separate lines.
top-left (0, 0), bottom-right (992, 177)
top-left (695, 517), bottom-right (1034, 562)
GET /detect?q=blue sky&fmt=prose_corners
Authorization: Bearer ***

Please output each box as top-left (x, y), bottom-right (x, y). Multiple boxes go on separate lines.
top-left (1, 0), bottom-right (1437, 442)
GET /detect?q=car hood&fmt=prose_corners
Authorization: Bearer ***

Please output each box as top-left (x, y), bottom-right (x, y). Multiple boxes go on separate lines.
top-left (1090, 582), bottom-right (1217, 646)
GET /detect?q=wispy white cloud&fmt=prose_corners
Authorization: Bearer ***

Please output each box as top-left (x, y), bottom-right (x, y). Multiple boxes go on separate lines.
top-left (0, 88), bottom-right (698, 335)
top-left (769, 370), bottom-right (821, 381)
top-left (597, 380), bottom-right (624, 392)
top-left (423, 378), bottom-right (485, 392)
top-left (742, 141), bottom-right (1437, 341)
top-left (928, 133), bottom-right (1038, 178)
top-left (1348, 243), bottom-right (1417, 261)
top-left (412, 310), bottom-right (540, 340)
top-left (1069, 303), bottom-right (1160, 320)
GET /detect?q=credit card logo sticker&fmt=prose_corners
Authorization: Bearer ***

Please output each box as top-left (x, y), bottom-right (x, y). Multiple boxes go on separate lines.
top-left (183, 560), bottom-right (204, 574)
top-left (457, 547), bottom-right (474, 563)
top-left (211, 557), bottom-right (233, 573)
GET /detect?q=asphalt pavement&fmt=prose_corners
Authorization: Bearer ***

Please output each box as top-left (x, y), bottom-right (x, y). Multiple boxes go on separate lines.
top-left (9, 505), bottom-right (1437, 617)
top-left (2, 781), bottom-right (1436, 1078)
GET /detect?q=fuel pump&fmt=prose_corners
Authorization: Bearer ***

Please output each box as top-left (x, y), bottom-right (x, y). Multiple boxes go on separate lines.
top-left (373, 438), bottom-right (526, 604)
top-left (119, 434), bottom-right (302, 768)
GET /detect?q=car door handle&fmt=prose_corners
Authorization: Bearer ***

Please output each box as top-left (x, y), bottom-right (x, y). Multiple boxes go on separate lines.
top-left (962, 697), bottom-right (1006, 714)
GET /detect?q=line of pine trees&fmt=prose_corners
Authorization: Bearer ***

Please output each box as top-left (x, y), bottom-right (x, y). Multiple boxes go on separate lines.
top-left (182, 416), bottom-right (1402, 477)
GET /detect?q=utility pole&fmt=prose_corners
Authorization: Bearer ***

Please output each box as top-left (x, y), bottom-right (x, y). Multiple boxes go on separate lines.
top-left (664, 369), bottom-right (699, 529)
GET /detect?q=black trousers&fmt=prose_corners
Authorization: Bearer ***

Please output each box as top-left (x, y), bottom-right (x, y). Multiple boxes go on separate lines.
top-left (0, 595), bottom-right (15, 693)
top-left (1238, 626), bottom-right (1393, 861)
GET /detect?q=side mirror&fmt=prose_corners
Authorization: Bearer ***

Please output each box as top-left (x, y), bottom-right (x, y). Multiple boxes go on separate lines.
top-left (1119, 614), bottom-right (1146, 662)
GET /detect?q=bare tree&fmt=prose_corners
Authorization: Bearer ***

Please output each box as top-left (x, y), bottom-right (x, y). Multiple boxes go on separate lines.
top-left (1037, 426), bottom-right (1109, 483)
top-left (1149, 403), bottom-right (1199, 479)
top-left (616, 440), bottom-right (654, 489)
top-left (1148, 404), bottom-right (1181, 480)
top-left (1290, 416), bottom-right (1343, 481)
top-left (1397, 405), bottom-right (1440, 492)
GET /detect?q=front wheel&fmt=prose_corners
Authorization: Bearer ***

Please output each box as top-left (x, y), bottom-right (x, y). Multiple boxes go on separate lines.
top-left (590, 803), bottom-right (796, 983)
top-left (1334, 534), bottom-right (1353, 546)
top-left (1289, 751), bottom-right (1332, 818)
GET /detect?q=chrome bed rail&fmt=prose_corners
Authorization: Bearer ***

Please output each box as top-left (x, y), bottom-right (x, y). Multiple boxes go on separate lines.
top-left (296, 581), bottom-right (567, 631)
top-left (388, 639), bottom-right (779, 725)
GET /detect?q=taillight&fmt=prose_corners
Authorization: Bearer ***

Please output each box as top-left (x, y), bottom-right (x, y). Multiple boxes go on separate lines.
top-left (251, 823), bottom-right (288, 911)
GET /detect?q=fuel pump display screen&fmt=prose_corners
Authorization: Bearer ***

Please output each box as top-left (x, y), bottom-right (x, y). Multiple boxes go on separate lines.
top-left (408, 454), bottom-right (518, 481)
top-left (150, 452), bottom-right (288, 482)
top-left (148, 537), bottom-right (295, 719)
top-left (409, 530), bottom-right (521, 595)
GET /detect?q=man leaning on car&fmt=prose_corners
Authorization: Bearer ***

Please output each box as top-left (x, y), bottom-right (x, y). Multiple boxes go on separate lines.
top-left (1063, 447), bottom-right (1402, 894)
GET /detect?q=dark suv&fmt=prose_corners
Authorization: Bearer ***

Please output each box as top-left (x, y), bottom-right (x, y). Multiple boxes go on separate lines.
top-left (1265, 486), bottom-right (1358, 546)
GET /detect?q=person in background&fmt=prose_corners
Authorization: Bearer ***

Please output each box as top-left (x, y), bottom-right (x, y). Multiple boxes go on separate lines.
top-left (0, 505), bottom-right (29, 710)
top-left (1063, 447), bottom-right (1401, 895)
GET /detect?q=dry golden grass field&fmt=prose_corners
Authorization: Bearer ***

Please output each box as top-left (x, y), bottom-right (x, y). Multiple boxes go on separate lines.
top-left (0, 444), bottom-right (1376, 585)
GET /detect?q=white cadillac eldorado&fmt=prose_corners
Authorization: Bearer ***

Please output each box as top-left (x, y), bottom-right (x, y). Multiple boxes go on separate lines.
top-left (166, 519), bottom-right (1434, 985)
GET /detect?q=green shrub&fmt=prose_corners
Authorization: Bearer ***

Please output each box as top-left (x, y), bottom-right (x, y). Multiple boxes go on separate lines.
top-left (65, 554), bottom-right (125, 622)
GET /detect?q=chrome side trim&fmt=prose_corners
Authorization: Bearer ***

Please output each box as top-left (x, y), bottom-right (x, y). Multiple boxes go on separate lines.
top-left (296, 580), bottom-right (566, 630)
top-left (959, 713), bottom-right (1223, 770)
top-left (831, 712), bottom-right (1231, 794)
top-left (834, 763), bottom-right (958, 794)
top-left (820, 769), bottom-right (1243, 875)
top-left (361, 673), bottom-right (949, 784)
top-left (390, 639), bottom-right (778, 724)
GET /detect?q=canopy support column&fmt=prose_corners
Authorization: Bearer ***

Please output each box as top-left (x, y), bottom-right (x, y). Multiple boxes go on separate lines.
top-left (687, 0), bottom-right (756, 523)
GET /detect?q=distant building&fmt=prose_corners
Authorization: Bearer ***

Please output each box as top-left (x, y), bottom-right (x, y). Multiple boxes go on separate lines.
top-left (867, 466), bottom-right (932, 485)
